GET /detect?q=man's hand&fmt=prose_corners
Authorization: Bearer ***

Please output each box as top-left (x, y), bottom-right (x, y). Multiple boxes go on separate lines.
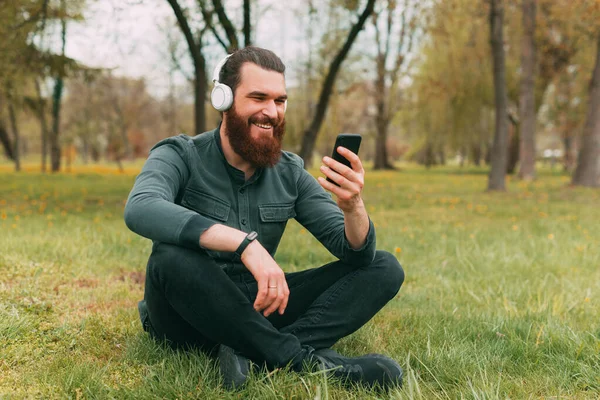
top-left (317, 146), bottom-right (366, 212)
top-left (241, 241), bottom-right (289, 317)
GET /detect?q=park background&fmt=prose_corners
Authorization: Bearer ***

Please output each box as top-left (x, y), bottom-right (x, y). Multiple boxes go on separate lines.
top-left (1, 0), bottom-right (599, 398)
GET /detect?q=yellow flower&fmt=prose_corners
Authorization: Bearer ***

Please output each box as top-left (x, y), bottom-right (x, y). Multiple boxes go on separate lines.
top-left (1, 212), bottom-right (6, 220)
top-left (512, 225), bottom-right (519, 231)
top-left (584, 297), bottom-right (590, 303)
top-left (394, 247), bottom-right (402, 254)
top-left (548, 234), bottom-right (554, 240)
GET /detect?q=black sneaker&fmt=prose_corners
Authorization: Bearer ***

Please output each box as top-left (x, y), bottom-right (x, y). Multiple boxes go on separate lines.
top-left (310, 348), bottom-right (403, 389)
top-left (218, 344), bottom-right (251, 390)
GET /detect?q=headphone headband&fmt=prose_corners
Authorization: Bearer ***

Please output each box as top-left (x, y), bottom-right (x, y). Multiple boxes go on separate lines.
top-left (212, 54), bottom-right (232, 83)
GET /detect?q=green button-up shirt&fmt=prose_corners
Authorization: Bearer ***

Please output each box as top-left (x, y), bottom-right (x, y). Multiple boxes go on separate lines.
top-left (124, 127), bottom-right (376, 268)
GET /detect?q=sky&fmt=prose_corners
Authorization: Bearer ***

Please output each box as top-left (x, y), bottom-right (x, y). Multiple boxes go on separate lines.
top-left (63, 0), bottom-right (302, 98)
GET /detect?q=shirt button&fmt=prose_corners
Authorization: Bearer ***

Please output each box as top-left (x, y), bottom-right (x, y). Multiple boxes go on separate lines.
top-left (241, 219), bottom-right (247, 225)
top-left (239, 188), bottom-right (245, 194)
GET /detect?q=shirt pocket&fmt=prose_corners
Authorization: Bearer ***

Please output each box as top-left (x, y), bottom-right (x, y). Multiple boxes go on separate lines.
top-left (258, 203), bottom-right (296, 254)
top-left (181, 188), bottom-right (231, 222)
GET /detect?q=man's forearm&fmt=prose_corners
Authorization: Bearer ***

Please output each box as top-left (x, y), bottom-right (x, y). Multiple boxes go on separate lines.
top-left (200, 224), bottom-right (248, 252)
top-left (343, 199), bottom-right (370, 250)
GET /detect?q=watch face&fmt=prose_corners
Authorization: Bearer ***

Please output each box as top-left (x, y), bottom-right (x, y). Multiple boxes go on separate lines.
top-left (248, 231), bottom-right (258, 241)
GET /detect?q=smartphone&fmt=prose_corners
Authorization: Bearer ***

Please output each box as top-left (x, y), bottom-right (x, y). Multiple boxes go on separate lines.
top-left (326, 133), bottom-right (362, 185)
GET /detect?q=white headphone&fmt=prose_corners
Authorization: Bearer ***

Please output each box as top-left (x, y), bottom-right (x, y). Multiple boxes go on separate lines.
top-left (210, 53), bottom-right (288, 113)
top-left (211, 54), bottom-right (234, 112)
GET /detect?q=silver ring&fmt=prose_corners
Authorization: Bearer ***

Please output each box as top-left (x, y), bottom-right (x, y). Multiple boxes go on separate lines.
top-left (268, 286), bottom-right (277, 289)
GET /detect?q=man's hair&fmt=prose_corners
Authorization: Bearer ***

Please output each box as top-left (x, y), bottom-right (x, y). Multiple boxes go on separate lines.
top-left (219, 46), bottom-right (285, 95)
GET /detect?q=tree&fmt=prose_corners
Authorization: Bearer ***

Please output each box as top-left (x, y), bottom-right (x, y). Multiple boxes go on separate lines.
top-left (298, 0), bottom-right (377, 168)
top-left (166, 0), bottom-right (254, 136)
top-left (518, 0), bottom-right (536, 180)
top-left (487, 0), bottom-right (509, 191)
top-left (572, 32), bottom-right (600, 187)
top-left (166, 0), bottom-right (209, 136)
top-left (49, 0), bottom-right (68, 172)
top-left (371, 0), bottom-right (419, 170)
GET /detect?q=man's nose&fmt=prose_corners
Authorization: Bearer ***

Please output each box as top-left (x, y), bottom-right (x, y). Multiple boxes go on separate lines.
top-left (262, 100), bottom-right (277, 119)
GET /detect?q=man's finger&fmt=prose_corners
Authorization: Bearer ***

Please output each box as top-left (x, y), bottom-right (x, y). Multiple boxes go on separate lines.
top-left (254, 277), bottom-right (268, 311)
top-left (263, 285), bottom-right (282, 317)
top-left (317, 176), bottom-right (348, 197)
top-left (320, 165), bottom-right (347, 187)
top-left (323, 156), bottom-right (353, 178)
top-left (278, 281), bottom-right (289, 315)
top-left (336, 147), bottom-right (364, 173)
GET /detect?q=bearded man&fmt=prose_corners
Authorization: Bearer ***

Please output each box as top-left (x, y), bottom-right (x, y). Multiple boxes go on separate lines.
top-left (124, 46), bottom-right (405, 391)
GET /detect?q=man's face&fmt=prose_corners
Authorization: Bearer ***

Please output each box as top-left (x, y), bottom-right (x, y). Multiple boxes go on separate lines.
top-left (224, 62), bottom-right (287, 168)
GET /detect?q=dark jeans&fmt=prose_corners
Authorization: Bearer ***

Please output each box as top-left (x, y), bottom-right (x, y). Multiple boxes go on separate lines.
top-left (141, 243), bottom-right (404, 369)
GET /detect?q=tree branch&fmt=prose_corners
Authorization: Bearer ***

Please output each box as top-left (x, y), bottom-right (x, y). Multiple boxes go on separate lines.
top-left (166, 0), bottom-right (202, 66)
top-left (198, 0), bottom-right (229, 51)
top-left (211, 0), bottom-right (239, 51)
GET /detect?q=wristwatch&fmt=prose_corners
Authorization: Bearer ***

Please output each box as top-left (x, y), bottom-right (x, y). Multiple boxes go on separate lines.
top-left (234, 231), bottom-right (258, 259)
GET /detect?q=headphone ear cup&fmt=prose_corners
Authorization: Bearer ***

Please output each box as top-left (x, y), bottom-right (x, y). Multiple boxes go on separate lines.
top-left (211, 83), bottom-right (233, 112)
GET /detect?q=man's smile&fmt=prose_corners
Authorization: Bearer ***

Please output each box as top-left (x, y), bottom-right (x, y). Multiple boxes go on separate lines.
top-left (252, 122), bottom-right (273, 130)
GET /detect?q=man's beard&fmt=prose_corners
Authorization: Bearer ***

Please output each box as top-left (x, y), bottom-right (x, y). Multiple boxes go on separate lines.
top-left (224, 105), bottom-right (286, 168)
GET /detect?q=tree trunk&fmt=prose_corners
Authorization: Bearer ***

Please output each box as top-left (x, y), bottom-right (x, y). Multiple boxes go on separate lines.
top-left (373, 55), bottom-right (392, 169)
top-left (487, 0), bottom-right (509, 191)
top-left (243, 0), bottom-right (251, 47)
top-left (194, 57), bottom-right (207, 135)
top-left (438, 146), bottom-right (446, 165)
top-left (518, 0), bottom-right (536, 180)
top-left (0, 119), bottom-right (14, 160)
top-left (572, 33), bottom-right (600, 187)
top-left (471, 143), bottom-right (482, 166)
top-left (298, 0), bottom-right (376, 168)
top-left (424, 142), bottom-right (435, 168)
top-left (7, 100), bottom-right (20, 172)
top-left (50, 76), bottom-right (63, 172)
top-left (50, 0), bottom-right (67, 173)
top-left (563, 135), bottom-right (573, 171)
top-left (507, 121), bottom-right (519, 174)
top-left (167, 0), bottom-right (207, 136)
top-left (35, 79), bottom-right (49, 172)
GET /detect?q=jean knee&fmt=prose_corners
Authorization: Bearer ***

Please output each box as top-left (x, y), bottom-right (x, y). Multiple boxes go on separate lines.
top-left (373, 250), bottom-right (405, 299)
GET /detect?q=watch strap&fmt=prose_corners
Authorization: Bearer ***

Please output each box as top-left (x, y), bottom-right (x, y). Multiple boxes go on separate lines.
top-left (234, 231), bottom-right (258, 259)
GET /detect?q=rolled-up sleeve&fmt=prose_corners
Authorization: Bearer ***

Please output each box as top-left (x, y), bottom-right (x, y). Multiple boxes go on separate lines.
top-left (124, 140), bottom-right (217, 249)
top-left (293, 167), bottom-right (376, 266)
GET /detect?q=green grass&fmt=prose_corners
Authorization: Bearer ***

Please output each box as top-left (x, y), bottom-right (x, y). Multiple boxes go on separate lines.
top-left (1, 165), bottom-right (599, 399)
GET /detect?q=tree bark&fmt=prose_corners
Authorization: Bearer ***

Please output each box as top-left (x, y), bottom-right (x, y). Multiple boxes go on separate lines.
top-left (167, 0), bottom-right (207, 136)
top-left (572, 33), bottom-right (600, 187)
top-left (7, 99), bottom-right (20, 171)
top-left (518, 0), bottom-right (536, 180)
top-left (243, 0), bottom-right (251, 47)
top-left (50, 76), bottom-right (63, 172)
top-left (50, 0), bottom-right (67, 172)
top-left (298, 0), bottom-right (376, 168)
top-left (507, 120), bottom-right (519, 174)
top-left (0, 119), bottom-right (14, 160)
top-left (471, 143), bottom-right (482, 166)
top-left (35, 79), bottom-right (49, 172)
top-left (374, 25), bottom-right (391, 169)
top-left (487, 0), bottom-right (509, 191)
top-left (212, 0), bottom-right (240, 51)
